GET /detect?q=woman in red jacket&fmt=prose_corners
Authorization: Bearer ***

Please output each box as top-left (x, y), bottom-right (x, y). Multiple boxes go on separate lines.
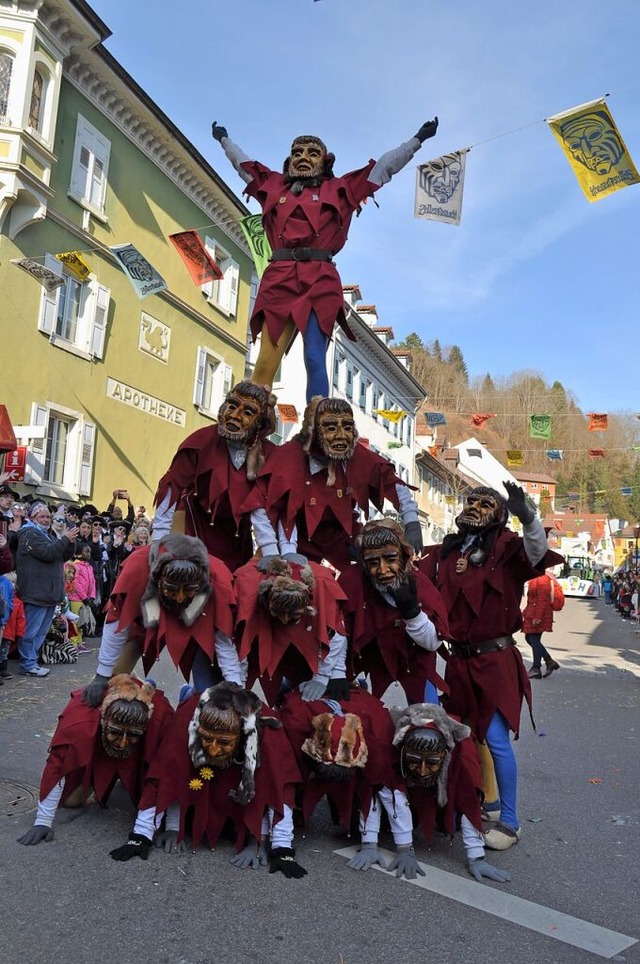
top-left (522, 573), bottom-right (562, 679)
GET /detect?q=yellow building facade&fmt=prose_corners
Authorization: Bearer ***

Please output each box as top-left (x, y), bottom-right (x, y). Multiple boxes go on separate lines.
top-left (1, 2), bottom-right (255, 511)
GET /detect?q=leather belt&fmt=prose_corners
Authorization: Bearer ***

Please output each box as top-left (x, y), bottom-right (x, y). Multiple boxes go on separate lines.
top-left (449, 636), bottom-right (515, 658)
top-left (270, 247), bottom-right (334, 263)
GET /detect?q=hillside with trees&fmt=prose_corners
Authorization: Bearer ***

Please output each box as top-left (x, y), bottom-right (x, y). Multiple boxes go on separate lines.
top-left (396, 333), bottom-right (640, 521)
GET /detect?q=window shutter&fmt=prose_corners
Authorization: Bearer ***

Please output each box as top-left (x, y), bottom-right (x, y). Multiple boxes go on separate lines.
top-left (193, 347), bottom-right (207, 405)
top-left (24, 403), bottom-right (48, 484)
top-left (90, 131), bottom-right (110, 210)
top-left (201, 236), bottom-right (215, 300)
top-left (217, 257), bottom-right (239, 315)
top-left (78, 421), bottom-right (96, 495)
top-left (89, 283), bottom-right (110, 359)
top-left (38, 254), bottom-right (61, 334)
top-left (70, 116), bottom-right (93, 200)
top-left (223, 364), bottom-right (233, 397)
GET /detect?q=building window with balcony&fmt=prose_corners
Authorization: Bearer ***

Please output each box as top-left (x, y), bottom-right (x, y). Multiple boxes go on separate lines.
top-left (0, 51), bottom-right (14, 123)
top-left (193, 347), bottom-right (233, 418)
top-left (38, 255), bottom-right (110, 361)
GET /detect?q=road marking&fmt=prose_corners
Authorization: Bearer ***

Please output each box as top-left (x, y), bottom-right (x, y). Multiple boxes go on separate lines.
top-left (334, 846), bottom-right (637, 960)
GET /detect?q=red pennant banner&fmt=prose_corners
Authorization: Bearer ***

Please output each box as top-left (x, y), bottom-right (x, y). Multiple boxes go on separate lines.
top-left (588, 448), bottom-right (606, 458)
top-left (169, 230), bottom-right (223, 285)
top-left (471, 413), bottom-right (496, 428)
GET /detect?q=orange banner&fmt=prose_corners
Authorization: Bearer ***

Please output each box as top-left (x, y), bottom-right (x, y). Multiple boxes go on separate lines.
top-left (169, 230), bottom-right (223, 285)
top-left (588, 413), bottom-right (608, 431)
top-left (277, 404), bottom-right (298, 423)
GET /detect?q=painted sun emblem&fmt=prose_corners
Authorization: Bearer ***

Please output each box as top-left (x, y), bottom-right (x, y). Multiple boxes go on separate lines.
top-left (199, 767), bottom-right (214, 781)
top-left (189, 778), bottom-right (204, 791)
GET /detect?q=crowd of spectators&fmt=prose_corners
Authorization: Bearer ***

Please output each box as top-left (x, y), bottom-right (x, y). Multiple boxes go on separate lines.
top-left (608, 570), bottom-right (640, 622)
top-left (0, 478), bottom-right (152, 684)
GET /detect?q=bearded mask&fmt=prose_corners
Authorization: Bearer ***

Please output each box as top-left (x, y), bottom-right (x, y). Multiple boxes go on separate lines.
top-left (258, 557), bottom-right (316, 627)
top-left (300, 397), bottom-right (358, 471)
top-left (194, 703), bottom-right (242, 770)
top-left (141, 535), bottom-right (212, 628)
top-left (283, 135), bottom-right (335, 191)
top-left (100, 675), bottom-right (155, 759)
top-left (358, 520), bottom-right (413, 593)
top-left (217, 388), bottom-right (264, 446)
top-left (399, 727), bottom-right (448, 790)
top-left (455, 487), bottom-right (507, 535)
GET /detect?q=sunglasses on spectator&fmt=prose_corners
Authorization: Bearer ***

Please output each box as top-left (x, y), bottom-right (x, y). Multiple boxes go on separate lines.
top-left (53, 516), bottom-right (66, 523)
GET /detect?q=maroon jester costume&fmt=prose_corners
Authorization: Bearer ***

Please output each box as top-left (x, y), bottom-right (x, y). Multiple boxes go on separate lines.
top-left (234, 557), bottom-right (347, 706)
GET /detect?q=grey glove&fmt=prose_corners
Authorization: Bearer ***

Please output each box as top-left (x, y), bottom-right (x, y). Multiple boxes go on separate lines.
top-left (414, 117), bottom-right (439, 143)
top-left (17, 825), bottom-right (54, 846)
top-left (230, 839), bottom-right (269, 870)
top-left (387, 845), bottom-right (426, 880)
top-left (404, 520), bottom-right (423, 554)
top-left (299, 677), bottom-right (328, 702)
top-left (256, 554), bottom-right (280, 573)
top-left (282, 553), bottom-right (309, 567)
top-left (154, 830), bottom-right (187, 854)
top-left (81, 673), bottom-right (110, 708)
top-left (211, 121), bottom-right (228, 142)
top-left (388, 576), bottom-right (421, 620)
top-left (347, 843), bottom-right (389, 872)
top-left (504, 481), bottom-right (536, 525)
top-left (467, 857), bottom-right (512, 883)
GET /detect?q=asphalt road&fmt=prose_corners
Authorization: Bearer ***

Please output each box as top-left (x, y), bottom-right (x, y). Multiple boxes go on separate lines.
top-left (2, 596), bottom-right (638, 964)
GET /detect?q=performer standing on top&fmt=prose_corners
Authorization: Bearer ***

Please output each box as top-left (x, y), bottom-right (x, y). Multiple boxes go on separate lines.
top-left (211, 118), bottom-right (439, 400)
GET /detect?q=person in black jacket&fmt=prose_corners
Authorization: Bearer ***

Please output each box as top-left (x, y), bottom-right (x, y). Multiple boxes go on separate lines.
top-left (15, 503), bottom-right (77, 678)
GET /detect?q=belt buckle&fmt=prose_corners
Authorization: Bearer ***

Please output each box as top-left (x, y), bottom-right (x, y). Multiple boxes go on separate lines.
top-left (292, 247), bottom-right (304, 262)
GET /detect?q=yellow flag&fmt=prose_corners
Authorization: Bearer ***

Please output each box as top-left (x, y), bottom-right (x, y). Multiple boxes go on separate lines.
top-left (507, 449), bottom-right (524, 467)
top-left (547, 98), bottom-right (640, 202)
top-left (55, 251), bottom-right (91, 282)
top-left (375, 409), bottom-right (407, 423)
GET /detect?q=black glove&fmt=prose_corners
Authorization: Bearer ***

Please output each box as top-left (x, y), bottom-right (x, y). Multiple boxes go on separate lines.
top-left (389, 575), bottom-right (421, 619)
top-left (414, 117), bottom-right (439, 143)
top-left (211, 121), bottom-right (228, 143)
top-left (404, 520), bottom-right (423, 554)
top-left (109, 832), bottom-right (152, 862)
top-left (81, 673), bottom-right (110, 708)
top-left (17, 825), bottom-right (54, 846)
top-left (504, 481), bottom-right (536, 525)
top-left (268, 847), bottom-right (308, 879)
top-left (324, 678), bottom-right (350, 702)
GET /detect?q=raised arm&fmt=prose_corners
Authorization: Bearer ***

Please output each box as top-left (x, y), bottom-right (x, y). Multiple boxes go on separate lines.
top-left (211, 121), bottom-right (253, 185)
top-left (369, 118), bottom-right (439, 187)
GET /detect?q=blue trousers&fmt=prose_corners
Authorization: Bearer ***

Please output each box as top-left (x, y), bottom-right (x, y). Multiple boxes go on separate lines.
top-left (484, 710), bottom-right (519, 830)
top-left (525, 632), bottom-right (551, 668)
top-left (19, 604), bottom-right (56, 672)
top-left (303, 311), bottom-right (330, 401)
top-left (191, 647), bottom-right (223, 693)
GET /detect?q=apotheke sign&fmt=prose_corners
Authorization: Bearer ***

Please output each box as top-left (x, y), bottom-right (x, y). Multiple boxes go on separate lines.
top-left (106, 377), bottom-right (186, 426)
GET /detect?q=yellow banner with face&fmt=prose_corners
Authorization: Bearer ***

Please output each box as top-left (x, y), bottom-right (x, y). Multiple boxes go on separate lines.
top-left (547, 98), bottom-right (640, 202)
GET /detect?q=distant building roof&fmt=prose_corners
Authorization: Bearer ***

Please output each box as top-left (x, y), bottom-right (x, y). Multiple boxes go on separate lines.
top-left (511, 470), bottom-right (558, 485)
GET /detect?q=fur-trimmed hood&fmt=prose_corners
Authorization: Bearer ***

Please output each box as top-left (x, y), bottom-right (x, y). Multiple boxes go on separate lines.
top-left (141, 534), bottom-right (212, 628)
top-left (390, 703), bottom-right (470, 807)
top-left (187, 682), bottom-right (267, 805)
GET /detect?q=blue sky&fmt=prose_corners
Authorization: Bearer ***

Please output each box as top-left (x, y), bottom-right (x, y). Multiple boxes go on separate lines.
top-left (89, 0), bottom-right (640, 413)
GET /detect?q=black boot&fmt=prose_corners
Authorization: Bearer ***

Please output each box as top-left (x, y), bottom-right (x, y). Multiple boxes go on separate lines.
top-left (0, 661), bottom-right (12, 679)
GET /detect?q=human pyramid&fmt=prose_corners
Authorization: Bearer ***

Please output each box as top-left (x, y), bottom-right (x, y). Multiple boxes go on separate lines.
top-left (18, 122), bottom-right (562, 883)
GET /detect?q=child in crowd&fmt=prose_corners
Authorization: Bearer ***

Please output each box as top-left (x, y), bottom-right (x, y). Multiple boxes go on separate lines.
top-left (66, 546), bottom-right (97, 650)
top-left (0, 571), bottom-right (15, 684)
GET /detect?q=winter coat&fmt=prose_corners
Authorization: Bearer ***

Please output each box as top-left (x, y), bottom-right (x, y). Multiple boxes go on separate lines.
top-left (66, 561), bottom-right (96, 602)
top-left (0, 575), bottom-right (14, 629)
top-left (15, 521), bottom-right (75, 607)
top-left (522, 575), bottom-right (557, 634)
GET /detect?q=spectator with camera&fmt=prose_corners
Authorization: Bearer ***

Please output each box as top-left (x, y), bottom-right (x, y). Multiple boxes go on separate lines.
top-left (105, 490), bottom-right (135, 526)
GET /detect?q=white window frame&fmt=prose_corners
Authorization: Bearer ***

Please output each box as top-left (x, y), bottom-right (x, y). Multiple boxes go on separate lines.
top-left (24, 401), bottom-right (96, 498)
top-left (37, 253), bottom-right (109, 361)
top-left (202, 236), bottom-right (239, 317)
top-left (0, 48), bottom-right (15, 125)
top-left (193, 346), bottom-right (233, 419)
top-left (69, 113), bottom-right (111, 218)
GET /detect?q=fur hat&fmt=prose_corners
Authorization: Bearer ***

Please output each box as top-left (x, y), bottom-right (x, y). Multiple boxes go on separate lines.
top-left (141, 534), bottom-right (212, 628)
top-left (301, 712), bottom-right (368, 768)
top-left (100, 673), bottom-right (156, 721)
top-left (188, 682), bottom-right (268, 805)
top-left (390, 703), bottom-right (470, 807)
